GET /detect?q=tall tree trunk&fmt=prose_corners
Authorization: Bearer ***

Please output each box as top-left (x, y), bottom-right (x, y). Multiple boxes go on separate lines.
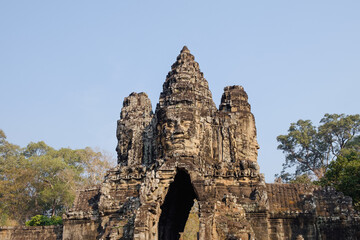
top-left (51, 199), bottom-right (56, 217)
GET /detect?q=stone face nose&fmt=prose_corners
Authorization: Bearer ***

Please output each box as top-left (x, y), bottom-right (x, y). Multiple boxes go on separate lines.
top-left (173, 123), bottom-right (184, 134)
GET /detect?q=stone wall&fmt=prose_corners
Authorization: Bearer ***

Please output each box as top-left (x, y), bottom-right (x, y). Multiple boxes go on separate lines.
top-left (0, 225), bottom-right (62, 240)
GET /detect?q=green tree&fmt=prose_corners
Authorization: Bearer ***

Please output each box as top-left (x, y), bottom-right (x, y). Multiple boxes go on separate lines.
top-left (0, 130), bottom-right (34, 225)
top-left (76, 147), bottom-right (113, 188)
top-left (277, 114), bottom-right (360, 181)
top-left (22, 142), bottom-right (114, 217)
top-left (26, 144), bottom-right (79, 217)
top-left (0, 129), bottom-right (115, 225)
top-left (25, 215), bottom-right (62, 226)
top-left (289, 174), bottom-right (313, 185)
top-left (320, 136), bottom-right (360, 210)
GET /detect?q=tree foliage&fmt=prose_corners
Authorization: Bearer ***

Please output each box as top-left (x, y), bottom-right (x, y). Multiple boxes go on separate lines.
top-left (25, 215), bottom-right (62, 226)
top-left (0, 129), bottom-right (115, 225)
top-left (289, 174), bottom-right (314, 185)
top-left (320, 136), bottom-right (360, 210)
top-left (277, 114), bottom-right (360, 181)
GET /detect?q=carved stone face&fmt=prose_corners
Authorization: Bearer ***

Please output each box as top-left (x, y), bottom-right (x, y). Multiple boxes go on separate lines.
top-left (160, 110), bottom-right (200, 157)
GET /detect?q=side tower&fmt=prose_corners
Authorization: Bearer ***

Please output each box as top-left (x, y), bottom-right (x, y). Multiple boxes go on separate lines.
top-left (116, 92), bottom-right (155, 166)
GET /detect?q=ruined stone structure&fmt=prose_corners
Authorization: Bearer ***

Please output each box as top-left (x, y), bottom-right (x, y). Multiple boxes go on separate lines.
top-left (0, 225), bottom-right (63, 240)
top-left (59, 46), bottom-right (359, 240)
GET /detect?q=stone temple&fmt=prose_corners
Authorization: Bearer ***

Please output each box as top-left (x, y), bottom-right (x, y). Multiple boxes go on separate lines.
top-left (60, 47), bottom-right (359, 240)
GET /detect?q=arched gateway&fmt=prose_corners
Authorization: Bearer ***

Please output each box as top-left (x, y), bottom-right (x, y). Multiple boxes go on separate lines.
top-left (62, 47), bottom-right (360, 240)
top-left (158, 169), bottom-right (197, 240)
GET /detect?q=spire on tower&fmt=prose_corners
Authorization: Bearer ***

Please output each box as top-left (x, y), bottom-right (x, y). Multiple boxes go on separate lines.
top-left (181, 45), bottom-right (190, 53)
top-left (158, 46), bottom-right (216, 111)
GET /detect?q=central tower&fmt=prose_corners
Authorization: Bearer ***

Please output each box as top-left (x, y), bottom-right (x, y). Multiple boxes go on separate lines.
top-left (156, 46), bottom-right (217, 166)
top-left (112, 46), bottom-right (264, 239)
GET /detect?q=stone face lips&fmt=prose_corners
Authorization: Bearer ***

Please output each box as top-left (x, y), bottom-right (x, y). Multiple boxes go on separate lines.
top-left (62, 47), bottom-right (360, 240)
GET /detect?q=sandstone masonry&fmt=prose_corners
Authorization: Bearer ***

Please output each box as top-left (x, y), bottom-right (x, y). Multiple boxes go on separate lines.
top-left (16, 46), bottom-right (359, 240)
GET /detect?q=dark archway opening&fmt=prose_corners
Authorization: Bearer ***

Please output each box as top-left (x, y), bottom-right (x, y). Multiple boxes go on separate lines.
top-left (158, 169), bottom-right (197, 240)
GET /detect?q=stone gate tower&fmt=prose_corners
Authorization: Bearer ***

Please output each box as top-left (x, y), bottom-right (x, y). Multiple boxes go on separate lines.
top-left (63, 47), bottom-right (360, 240)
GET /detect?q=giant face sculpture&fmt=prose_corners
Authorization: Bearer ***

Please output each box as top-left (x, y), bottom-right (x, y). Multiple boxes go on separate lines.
top-left (158, 108), bottom-right (201, 159)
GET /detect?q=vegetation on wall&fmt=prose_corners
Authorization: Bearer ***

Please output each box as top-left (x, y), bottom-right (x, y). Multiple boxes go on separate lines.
top-left (25, 215), bottom-right (63, 226)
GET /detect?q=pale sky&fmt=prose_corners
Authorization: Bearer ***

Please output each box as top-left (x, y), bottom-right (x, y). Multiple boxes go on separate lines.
top-left (1, 1), bottom-right (359, 182)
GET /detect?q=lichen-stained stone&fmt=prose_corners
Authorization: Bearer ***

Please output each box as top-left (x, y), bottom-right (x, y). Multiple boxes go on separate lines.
top-left (61, 47), bottom-right (360, 240)
top-left (218, 85), bottom-right (259, 163)
top-left (156, 46), bottom-right (217, 167)
top-left (116, 92), bottom-right (155, 166)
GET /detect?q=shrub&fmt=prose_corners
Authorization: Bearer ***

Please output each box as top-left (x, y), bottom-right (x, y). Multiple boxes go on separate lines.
top-left (25, 215), bottom-right (63, 226)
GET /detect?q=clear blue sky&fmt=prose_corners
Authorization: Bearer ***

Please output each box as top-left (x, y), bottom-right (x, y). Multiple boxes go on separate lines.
top-left (1, 1), bottom-right (359, 182)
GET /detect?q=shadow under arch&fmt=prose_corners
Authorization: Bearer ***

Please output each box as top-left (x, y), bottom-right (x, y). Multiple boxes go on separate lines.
top-left (158, 169), bottom-right (198, 240)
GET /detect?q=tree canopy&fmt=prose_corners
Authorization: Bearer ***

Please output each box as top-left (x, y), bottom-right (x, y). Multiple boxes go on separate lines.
top-left (320, 136), bottom-right (360, 210)
top-left (276, 114), bottom-right (360, 181)
top-left (0, 129), bottom-right (115, 226)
